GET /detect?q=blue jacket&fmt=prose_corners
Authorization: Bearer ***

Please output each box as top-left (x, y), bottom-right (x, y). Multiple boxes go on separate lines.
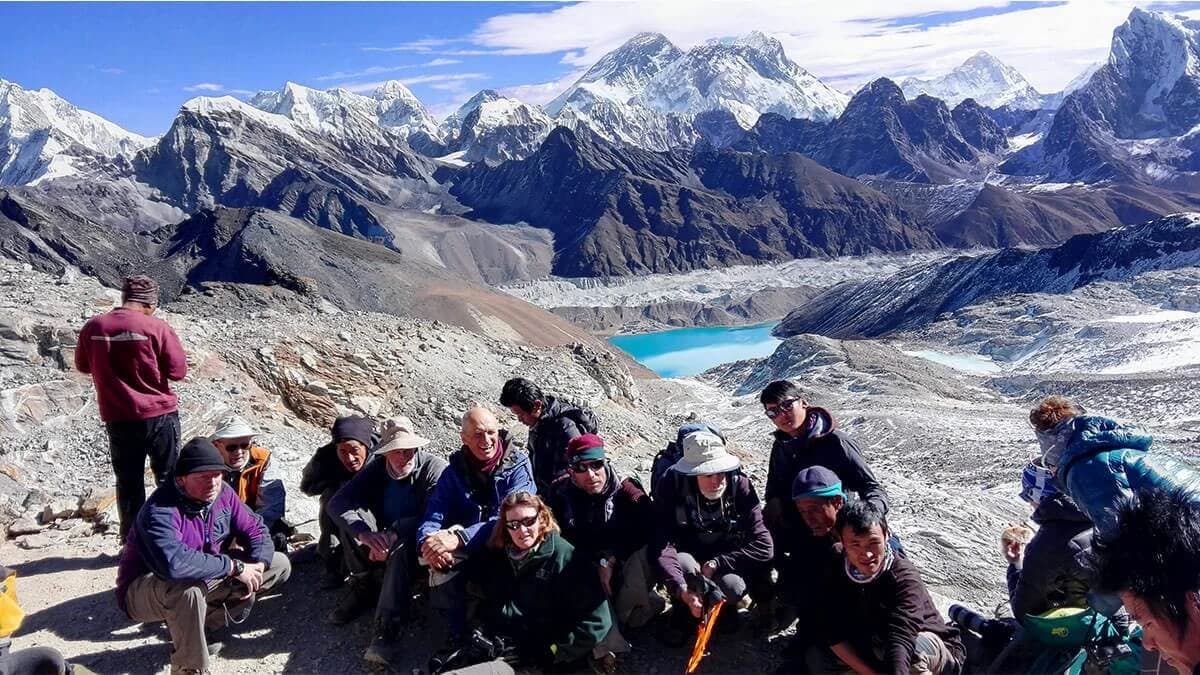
top-left (417, 432), bottom-right (536, 551)
top-left (1057, 415), bottom-right (1199, 538)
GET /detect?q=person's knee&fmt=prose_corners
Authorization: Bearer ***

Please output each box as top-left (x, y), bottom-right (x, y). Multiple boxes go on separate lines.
top-left (676, 552), bottom-right (702, 576)
top-left (267, 551), bottom-right (293, 586)
top-left (718, 573), bottom-right (747, 600)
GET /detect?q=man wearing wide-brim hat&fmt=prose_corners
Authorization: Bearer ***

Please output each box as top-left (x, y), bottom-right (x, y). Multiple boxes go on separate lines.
top-left (649, 430), bottom-right (774, 645)
top-left (327, 415), bottom-right (447, 666)
top-left (210, 414), bottom-right (288, 549)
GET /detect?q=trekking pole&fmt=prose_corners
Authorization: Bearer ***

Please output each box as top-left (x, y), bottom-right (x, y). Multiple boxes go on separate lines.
top-left (685, 576), bottom-right (727, 675)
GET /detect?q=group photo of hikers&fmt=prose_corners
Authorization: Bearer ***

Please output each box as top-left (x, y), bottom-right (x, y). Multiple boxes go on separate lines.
top-left (4, 274), bottom-right (1200, 675)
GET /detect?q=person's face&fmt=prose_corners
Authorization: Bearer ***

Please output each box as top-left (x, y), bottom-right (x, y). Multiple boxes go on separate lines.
top-left (384, 448), bottom-right (418, 477)
top-left (178, 470), bottom-right (223, 503)
top-left (764, 397), bottom-right (807, 435)
top-left (213, 436), bottom-right (252, 470)
top-left (796, 495), bottom-right (843, 536)
top-left (697, 473), bottom-right (727, 499)
top-left (842, 523), bottom-right (890, 578)
top-left (1122, 592), bottom-right (1200, 672)
top-left (336, 440), bottom-right (368, 473)
top-left (505, 504), bottom-right (542, 551)
top-left (508, 402), bottom-right (542, 428)
top-left (462, 417), bottom-right (501, 462)
top-left (570, 459), bottom-right (608, 494)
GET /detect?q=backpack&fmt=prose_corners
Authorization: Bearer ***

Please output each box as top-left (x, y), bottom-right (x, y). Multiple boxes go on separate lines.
top-left (649, 422), bottom-right (727, 495)
top-left (561, 405), bottom-right (599, 436)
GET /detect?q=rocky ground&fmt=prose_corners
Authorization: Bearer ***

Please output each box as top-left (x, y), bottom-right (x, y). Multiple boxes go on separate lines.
top-left (3, 254), bottom-right (1196, 674)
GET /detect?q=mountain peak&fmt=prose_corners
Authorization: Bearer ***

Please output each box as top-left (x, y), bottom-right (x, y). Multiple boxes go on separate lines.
top-left (900, 50), bottom-right (1042, 110)
top-left (545, 32), bottom-right (683, 115)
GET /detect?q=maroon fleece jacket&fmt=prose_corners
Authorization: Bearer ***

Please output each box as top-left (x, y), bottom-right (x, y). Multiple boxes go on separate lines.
top-left (75, 308), bottom-right (187, 423)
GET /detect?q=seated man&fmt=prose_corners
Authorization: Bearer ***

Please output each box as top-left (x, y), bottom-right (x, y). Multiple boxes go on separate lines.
top-left (1091, 485), bottom-right (1200, 675)
top-left (811, 501), bottom-right (964, 675)
top-left (210, 414), bottom-right (288, 550)
top-left (115, 438), bottom-right (291, 675)
top-left (651, 430), bottom-right (773, 645)
top-left (300, 415), bottom-right (375, 587)
top-left (500, 377), bottom-right (598, 491)
top-left (546, 434), bottom-right (662, 668)
top-left (327, 416), bottom-right (447, 665)
top-left (418, 406), bottom-right (535, 642)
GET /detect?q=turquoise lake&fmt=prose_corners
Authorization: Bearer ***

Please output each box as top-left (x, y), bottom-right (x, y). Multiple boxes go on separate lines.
top-left (609, 322), bottom-right (782, 378)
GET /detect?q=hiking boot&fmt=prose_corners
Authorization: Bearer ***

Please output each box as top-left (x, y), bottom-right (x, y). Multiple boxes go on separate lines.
top-left (363, 619), bottom-right (401, 667)
top-left (428, 633), bottom-right (467, 674)
top-left (328, 578), bottom-right (376, 625)
top-left (320, 567), bottom-right (346, 590)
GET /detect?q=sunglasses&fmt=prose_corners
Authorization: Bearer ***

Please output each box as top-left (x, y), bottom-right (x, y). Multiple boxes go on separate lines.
top-left (571, 460), bottom-right (606, 474)
top-left (764, 398), bottom-right (800, 419)
top-left (505, 515), bottom-right (539, 531)
top-left (224, 442), bottom-right (251, 451)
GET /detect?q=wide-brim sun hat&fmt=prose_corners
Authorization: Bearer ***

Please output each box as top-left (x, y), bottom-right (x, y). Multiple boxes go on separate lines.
top-left (210, 414), bottom-right (256, 441)
top-left (672, 430), bottom-right (740, 476)
top-left (376, 415), bottom-right (431, 454)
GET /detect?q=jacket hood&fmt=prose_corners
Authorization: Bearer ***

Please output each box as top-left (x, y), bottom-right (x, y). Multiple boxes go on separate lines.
top-left (772, 406), bottom-right (837, 445)
top-left (1031, 493), bottom-right (1091, 525)
top-left (1058, 415), bottom-right (1153, 475)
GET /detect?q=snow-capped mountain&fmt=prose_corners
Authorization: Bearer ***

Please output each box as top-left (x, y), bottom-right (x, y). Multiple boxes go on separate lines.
top-left (555, 96), bottom-right (699, 152)
top-left (1063, 62), bottom-right (1101, 95)
top-left (0, 79), bottom-right (153, 186)
top-left (250, 80), bottom-right (442, 143)
top-left (546, 32), bottom-right (682, 116)
top-left (899, 51), bottom-right (1043, 110)
top-left (442, 92), bottom-right (554, 165)
top-left (635, 32), bottom-right (848, 128)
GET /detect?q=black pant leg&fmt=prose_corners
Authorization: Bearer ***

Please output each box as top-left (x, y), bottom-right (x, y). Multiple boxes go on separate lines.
top-left (106, 419), bottom-right (151, 543)
top-left (145, 411), bottom-right (181, 487)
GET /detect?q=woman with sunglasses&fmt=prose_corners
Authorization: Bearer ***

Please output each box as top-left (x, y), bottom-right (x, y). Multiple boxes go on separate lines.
top-left (467, 492), bottom-right (613, 672)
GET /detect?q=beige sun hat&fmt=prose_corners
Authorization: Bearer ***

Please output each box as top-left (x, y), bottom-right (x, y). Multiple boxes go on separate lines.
top-left (210, 414), bottom-right (256, 441)
top-left (376, 415), bottom-right (431, 454)
top-left (672, 431), bottom-right (740, 476)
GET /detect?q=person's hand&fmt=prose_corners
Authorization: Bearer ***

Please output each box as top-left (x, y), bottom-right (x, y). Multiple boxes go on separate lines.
top-left (701, 560), bottom-right (718, 578)
top-left (598, 560), bottom-right (615, 597)
top-left (360, 531), bottom-right (397, 562)
top-left (235, 562), bottom-right (265, 598)
top-left (421, 531), bottom-right (461, 569)
top-left (1003, 539), bottom-right (1025, 564)
top-left (680, 589), bottom-right (704, 618)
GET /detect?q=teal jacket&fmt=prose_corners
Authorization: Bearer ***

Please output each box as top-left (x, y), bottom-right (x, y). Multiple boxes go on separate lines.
top-left (1057, 416), bottom-right (1199, 538)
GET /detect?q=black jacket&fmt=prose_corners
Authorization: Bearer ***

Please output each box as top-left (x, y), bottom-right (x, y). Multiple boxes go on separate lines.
top-left (300, 441), bottom-right (375, 498)
top-left (825, 556), bottom-right (965, 674)
top-left (1007, 494), bottom-right (1093, 621)
top-left (546, 467), bottom-right (654, 563)
top-left (527, 396), bottom-right (598, 490)
top-left (327, 450), bottom-right (448, 539)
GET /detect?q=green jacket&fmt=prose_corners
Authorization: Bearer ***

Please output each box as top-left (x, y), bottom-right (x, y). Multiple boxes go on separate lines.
top-left (471, 530), bottom-right (612, 666)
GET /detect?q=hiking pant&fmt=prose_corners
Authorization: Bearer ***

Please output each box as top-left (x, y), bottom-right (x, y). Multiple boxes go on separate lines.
top-left (0, 639), bottom-right (66, 675)
top-left (123, 552), bottom-right (292, 673)
top-left (340, 513), bottom-right (420, 624)
top-left (613, 547), bottom-right (664, 629)
top-left (107, 411), bottom-right (180, 542)
top-left (806, 632), bottom-right (963, 675)
top-left (318, 487), bottom-right (347, 576)
top-left (677, 552), bottom-right (748, 603)
top-left (428, 553), bottom-right (481, 638)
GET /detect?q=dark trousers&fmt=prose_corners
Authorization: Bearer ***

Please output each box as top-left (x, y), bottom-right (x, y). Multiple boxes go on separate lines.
top-left (0, 640), bottom-right (66, 675)
top-left (106, 410), bottom-right (180, 542)
top-left (341, 513), bottom-right (419, 623)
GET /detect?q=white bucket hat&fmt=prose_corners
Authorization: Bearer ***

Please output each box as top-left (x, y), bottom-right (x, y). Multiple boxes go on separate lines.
top-left (672, 431), bottom-right (740, 476)
top-left (210, 414), bottom-right (256, 441)
top-left (376, 415), bottom-right (431, 454)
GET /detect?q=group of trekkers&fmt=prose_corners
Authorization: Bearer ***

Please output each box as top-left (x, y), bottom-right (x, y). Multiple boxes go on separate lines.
top-left (4, 274), bottom-right (1199, 675)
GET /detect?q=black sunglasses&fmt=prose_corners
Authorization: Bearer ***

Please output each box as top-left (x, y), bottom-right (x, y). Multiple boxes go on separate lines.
top-left (224, 442), bottom-right (251, 451)
top-left (505, 515), bottom-right (539, 531)
top-left (570, 460), bottom-right (606, 474)
top-left (764, 398), bottom-right (801, 419)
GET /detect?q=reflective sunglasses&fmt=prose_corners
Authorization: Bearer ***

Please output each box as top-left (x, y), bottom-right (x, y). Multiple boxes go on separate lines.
top-left (764, 398), bottom-right (800, 419)
top-left (505, 515), bottom-right (539, 531)
top-left (571, 460), bottom-right (606, 474)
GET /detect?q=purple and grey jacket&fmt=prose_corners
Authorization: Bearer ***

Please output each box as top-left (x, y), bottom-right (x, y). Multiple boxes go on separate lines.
top-left (115, 481), bottom-right (273, 615)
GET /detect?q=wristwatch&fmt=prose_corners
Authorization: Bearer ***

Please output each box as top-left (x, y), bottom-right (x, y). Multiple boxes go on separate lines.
top-left (231, 559), bottom-right (245, 577)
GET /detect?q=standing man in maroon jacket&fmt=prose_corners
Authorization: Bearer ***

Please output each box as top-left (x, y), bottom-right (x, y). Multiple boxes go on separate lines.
top-left (75, 275), bottom-right (188, 542)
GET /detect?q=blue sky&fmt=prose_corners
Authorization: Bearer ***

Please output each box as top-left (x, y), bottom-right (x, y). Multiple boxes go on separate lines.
top-left (4, 1), bottom-right (1200, 137)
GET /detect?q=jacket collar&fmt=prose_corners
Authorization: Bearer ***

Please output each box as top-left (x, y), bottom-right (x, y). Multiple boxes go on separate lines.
top-left (772, 407), bottom-right (836, 447)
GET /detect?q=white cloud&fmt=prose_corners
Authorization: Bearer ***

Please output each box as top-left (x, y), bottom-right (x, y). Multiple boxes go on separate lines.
top-left (184, 82), bottom-right (224, 92)
top-left (362, 37), bottom-right (461, 53)
top-left (467, 0), bottom-right (1173, 94)
top-left (338, 72), bottom-right (488, 94)
top-left (498, 70), bottom-right (587, 106)
top-left (315, 58), bottom-right (465, 82)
